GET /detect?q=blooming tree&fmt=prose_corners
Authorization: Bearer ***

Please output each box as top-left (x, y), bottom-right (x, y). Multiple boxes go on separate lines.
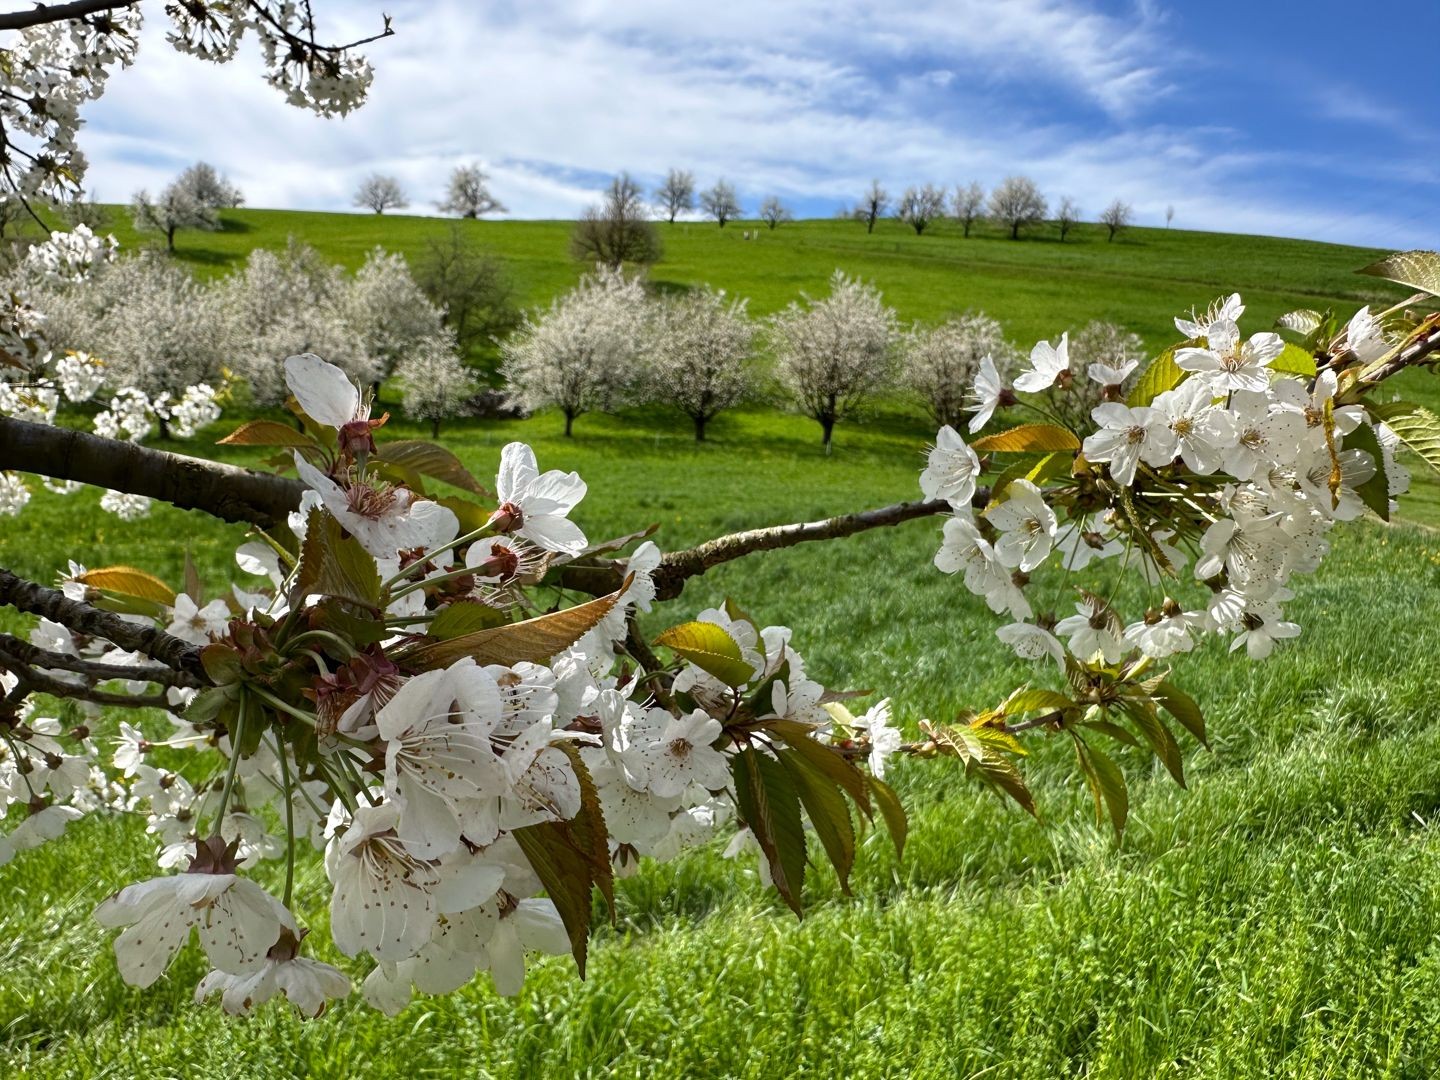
top-left (654, 169), bottom-right (696, 224)
top-left (759, 196), bottom-right (793, 231)
top-left (699, 180), bottom-right (742, 228)
top-left (131, 182), bottom-right (220, 252)
top-left (436, 164), bottom-right (506, 219)
top-left (499, 266), bottom-right (648, 436)
top-left (395, 334), bottom-right (476, 436)
top-left (896, 184), bottom-right (947, 235)
top-left (988, 175), bottom-right (1048, 239)
top-left (901, 311), bottom-right (1017, 430)
top-left (353, 174), bottom-right (408, 215)
top-left (952, 182), bottom-right (985, 238)
top-left (771, 270), bottom-right (899, 449)
top-left (642, 286), bottom-right (756, 441)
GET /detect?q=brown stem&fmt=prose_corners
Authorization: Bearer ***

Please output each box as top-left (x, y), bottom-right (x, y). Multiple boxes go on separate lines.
top-left (0, 644), bottom-right (171, 710)
top-left (0, 569), bottom-right (203, 678)
top-left (1354, 320), bottom-right (1440, 390)
top-left (0, 418), bottom-right (304, 528)
top-left (0, 633), bottom-right (204, 688)
top-left (0, 0), bottom-right (133, 31)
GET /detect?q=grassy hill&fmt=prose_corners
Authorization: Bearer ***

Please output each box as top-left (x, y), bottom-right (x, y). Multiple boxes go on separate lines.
top-left (6, 213), bottom-right (1440, 1075)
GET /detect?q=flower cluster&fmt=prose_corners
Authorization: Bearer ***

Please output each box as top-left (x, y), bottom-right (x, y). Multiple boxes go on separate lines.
top-left (930, 293), bottom-right (1411, 670)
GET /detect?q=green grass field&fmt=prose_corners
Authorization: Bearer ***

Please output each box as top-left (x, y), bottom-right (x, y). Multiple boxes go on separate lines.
top-left (5, 214), bottom-right (1440, 1077)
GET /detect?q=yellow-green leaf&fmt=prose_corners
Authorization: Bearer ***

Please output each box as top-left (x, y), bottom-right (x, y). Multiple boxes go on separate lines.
top-left (76, 566), bottom-right (176, 605)
top-left (1127, 343), bottom-right (1187, 407)
top-left (1270, 342), bottom-right (1317, 377)
top-left (654, 620), bottom-right (755, 687)
top-left (1358, 249), bottom-right (1440, 297)
top-left (867, 774), bottom-right (908, 858)
top-left (1368, 400), bottom-right (1440, 476)
top-left (217, 419), bottom-right (318, 448)
top-left (1000, 687), bottom-right (1072, 716)
top-left (972, 423), bottom-right (1080, 453)
top-left (427, 600), bottom-right (507, 640)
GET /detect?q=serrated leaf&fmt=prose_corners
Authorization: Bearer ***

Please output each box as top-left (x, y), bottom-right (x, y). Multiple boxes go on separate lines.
top-left (973, 423), bottom-right (1080, 453)
top-left (1368, 400), bottom-right (1440, 476)
top-left (1151, 681), bottom-right (1207, 749)
top-left (1000, 688), bottom-right (1073, 716)
top-left (765, 718), bottom-right (872, 812)
top-left (1275, 309), bottom-right (1324, 336)
top-left (217, 419), bottom-right (318, 448)
top-left (1270, 342), bottom-right (1317, 377)
top-left (512, 746), bottom-right (612, 977)
top-left (1358, 250), bottom-right (1440, 297)
top-left (1127, 343), bottom-right (1186, 407)
top-left (398, 579), bottom-right (628, 671)
top-left (1121, 700), bottom-right (1185, 787)
top-left (295, 510), bottom-right (381, 609)
top-left (732, 748), bottom-right (807, 916)
top-left (1081, 719), bottom-right (1141, 747)
top-left (1074, 735), bottom-right (1128, 838)
top-left (867, 774), bottom-right (908, 858)
top-left (427, 600), bottom-right (508, 639)
top-left (777, 747), bottom-right (856, 894)
top-left (654, 620), bottom-right (755, 687)
top-left (76, 566), bottom-right (176, 606)
top-left (1339, 420), bottom-right (1390, 521)
top-left (375, 440), bottom-right (491, 496)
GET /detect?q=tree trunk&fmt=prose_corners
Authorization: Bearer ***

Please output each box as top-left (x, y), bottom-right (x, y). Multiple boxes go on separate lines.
top-left (866, 215), bottom-right (876, 234)
top-left (430, 417), bottom-right (441, 438)
top-left (166, 225), bottom-right (176, 252)
top-left (156, 413), bottom-right (171, 440)
top-left (694, 414), bottom-right (707, 442)
top-left (963, 221), bottom-right (972, 238)
top-left (821, 415), bottom-right (835, 451)
top-left (564, 411), bottom-right (575, 437)
top-left (1011, 221), bottom-right (1020, 239)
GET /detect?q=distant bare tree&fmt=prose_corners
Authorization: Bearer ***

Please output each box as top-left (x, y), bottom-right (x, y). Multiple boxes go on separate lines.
top-left (654, 169), bottom-right (696, 223)
top-left (436, 164), bottom-right (505, 219)
top-left (353, 174), bottom-right (408, 215)
top-left (570, 172), bottom-right (662, 268)
top-left (1056, 197), bottom-right (1080, 242)
top-left (175, 162), bottom-right (243, 210)
top-left (1100, 199), bottom-right (1132, 242)
top-left (131, 184), bottom-right (219, 252)
top-left (759, 196), bottom-right (792, 230)
top-left (857, 179), bottom-right (888, 233)
top-left (1166, 204), bottom-right (1175, 228)
top-left (700, 179), bottom-right (742, 228)
top-left (896, 184), bottom-right (946, 235)
top-left (414, 225), bottom-right (519, 355)
top-left (988, 175), bottom-right (1047, 240)
top-left (952, 181), bottom-right (985, 237)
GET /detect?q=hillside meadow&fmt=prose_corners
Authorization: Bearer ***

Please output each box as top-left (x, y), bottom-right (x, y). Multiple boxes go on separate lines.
top-left (5, 215), bottom-right (1440, 1076)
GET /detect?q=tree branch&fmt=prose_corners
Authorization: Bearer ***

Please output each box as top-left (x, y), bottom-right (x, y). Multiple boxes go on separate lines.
top-left (0, 418), bottom-right (304, 528)
top-left (0, 568), bottom-right (203, 678)
top-left (0, 632), bottom-right (204, 688)
top-left (0, 0), bottom-right (132, 32)
top-left (0, 643), bottom-right (171, 709)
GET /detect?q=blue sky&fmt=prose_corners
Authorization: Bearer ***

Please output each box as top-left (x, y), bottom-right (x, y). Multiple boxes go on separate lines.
top-left (80, 0), bottom-right (1438, 249)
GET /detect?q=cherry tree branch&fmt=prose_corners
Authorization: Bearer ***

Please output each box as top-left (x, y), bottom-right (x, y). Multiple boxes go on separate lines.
top-left (0, 418), bottom-right (305, 528)
top-left (0, 0), bottom-right (132, 31)
top-left (0, 632), bottom-right (204, 688)
top-left (0, 641), bottom-right (171, 710)
top-left (0, 568), bottom-right (203, 677)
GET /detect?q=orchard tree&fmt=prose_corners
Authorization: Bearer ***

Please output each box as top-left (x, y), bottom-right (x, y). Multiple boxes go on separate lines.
top-left (1100, 198), bottom-right (1132, 241)
top-left (857, 179), bottom-right (888, 233)
top-left (413, 226), bottom-right (519, 354)
top-left (175, 162), bottom-right (243, 210)
top-left (759, 196), bottom-right (792, 230)
top-left (643, 286), bottom-right (756, 440)
top-left (896, 184), bottom-right (946, 235)
top-left (500, 265), bottom-right (647, 435)
top-left (654, 168), bottom-right (696, 223)
top-left (353, 173), bottom-right (408, 214)
top-left (130, 183), bottom-right (219, 252)
top-left (1043, 319), bottom-right (1145, 432)
top-left (952, 181), bottom-right (985, 237)
top-left (1056, 196), bottom-right (1080, 242)
top-left (988, 175), bottom-right (1047, 239)
top-left (571, 173), bottom-right (662, 268)
top-left (771, 270), bottom-right (899, 449)
top-left (901, 312), bottom-right (1016, 430)
top-left (700, 179), bottom-right (741, 228)
top-left (343, 247), bottom-right (455, 389)
top-left (394, 333), bottom-right (475, 435)
top-left (436, 163), bottom-right (505, 218)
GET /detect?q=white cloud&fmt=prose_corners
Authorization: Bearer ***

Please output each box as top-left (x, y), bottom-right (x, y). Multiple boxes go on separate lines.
top-left (72, 0), bottom-right (1435, 248)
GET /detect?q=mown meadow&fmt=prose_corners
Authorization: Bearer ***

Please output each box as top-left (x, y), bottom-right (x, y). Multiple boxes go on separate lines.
top-left (4, 213), bottom-right (1440, 1077)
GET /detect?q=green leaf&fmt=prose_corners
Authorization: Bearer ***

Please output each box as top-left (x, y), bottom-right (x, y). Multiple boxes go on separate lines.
top-left (654, 620), bottom-right (755, 687)
top-left (427, 600), bottom-right (508, 640)
top-left (217, 419), bottom-right (318, 448)
top-left (731, 748), bottom-right (807, 916)
top-left (1338, 420), bottom-right (1390, 521)
top-left (375, 440), bottom-right (491, 496)
top-left (1073, 735), bottom-right (1128, 838)
top-left (75, 566), bottom-right (176, 606)
top-left (398, 580), bottom-right (627, 671)
top-left (776, 747), bottom-right (856, 894)
top-left (1151, 682), bottom-right (1207, 748)
top-left (511, 746), bottom-right (613, 977)
top-left (1000, 687), bottom-right (1073, 716)
top-left (972, 423), bottom-right (1080, 453)
top-left (1367, 400), bottom-right (1440, 476)
top-left (295, 510), bottom-right (381, 609)
top-left (1127, 343), bottom-right (1187, 407)
top-left (437, 496), bottom-right (493, 536)
top-left (1275, 309), bottom-right (1324, 336)
top-left (1358, 249), bottom-right (1440, 296)
top-left (1121, 700), bottom-right (1185, 787)
top-left (764, 718), bottom-right (872, 812)
top-left (1081, 719), bottom-right (1141, 748)
top-left (1270, 342), bottom-right (1318, 378)
top-left (866, 774), bottom-right (908, 858)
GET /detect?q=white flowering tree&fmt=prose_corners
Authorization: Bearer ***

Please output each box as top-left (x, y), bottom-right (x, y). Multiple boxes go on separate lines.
top-left (772, 270), bottom-right (899, 449)
top-left (436, 164), bottom-right (505, 219)
top-left (642, 286), bottom-right (756, 440)
top-left (395, 333), bottom-right (476, 436)
top-left (500, 266), bottom-right (647, 436)
top-left (901, 312), bottom-right (1017, 430)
